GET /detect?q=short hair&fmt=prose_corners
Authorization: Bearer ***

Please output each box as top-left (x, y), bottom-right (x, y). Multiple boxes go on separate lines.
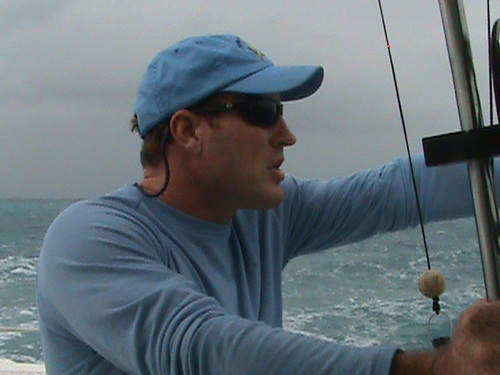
top-left (130, 93), bottom-right (229, 168)
top-left (130, 115), bottom-right (169, 168)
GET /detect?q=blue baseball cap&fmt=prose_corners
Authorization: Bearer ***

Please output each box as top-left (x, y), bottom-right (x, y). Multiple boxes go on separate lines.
top-left (134, 34), bottom-right (324, 137)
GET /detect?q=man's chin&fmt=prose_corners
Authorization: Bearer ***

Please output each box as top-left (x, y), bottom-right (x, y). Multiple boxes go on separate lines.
top-left (255, 188), bottom-right (286, 210)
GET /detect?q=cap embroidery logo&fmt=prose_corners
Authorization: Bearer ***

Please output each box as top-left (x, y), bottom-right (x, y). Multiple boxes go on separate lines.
top-left (247, 44), bottom-right (265, 59)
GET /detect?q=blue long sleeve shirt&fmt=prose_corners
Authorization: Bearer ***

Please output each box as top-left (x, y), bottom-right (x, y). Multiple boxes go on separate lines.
top-left (37, 156), bottom-right (482, 374)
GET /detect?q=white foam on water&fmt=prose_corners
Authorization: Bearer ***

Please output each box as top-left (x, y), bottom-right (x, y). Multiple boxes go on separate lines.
top-left (0, 359), bottom-right (45, 374)
top-left (9, 267), bottom-right (36, 277)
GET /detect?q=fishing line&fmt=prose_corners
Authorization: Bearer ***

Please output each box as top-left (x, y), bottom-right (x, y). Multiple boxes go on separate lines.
top-left (376, 1), bottom-right (451, 346)
top-left (376, 0), bottom-right (432, 270)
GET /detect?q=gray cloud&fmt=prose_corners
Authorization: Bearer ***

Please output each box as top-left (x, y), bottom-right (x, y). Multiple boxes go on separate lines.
top-left (0, 0), bottom-right (74, 32)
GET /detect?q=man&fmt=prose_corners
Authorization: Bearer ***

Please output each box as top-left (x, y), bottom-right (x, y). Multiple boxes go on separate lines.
top-left (37, 34), bottom-right (500, 374)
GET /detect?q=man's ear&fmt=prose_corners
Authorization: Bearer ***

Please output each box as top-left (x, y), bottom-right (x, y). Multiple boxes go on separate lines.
top-left (169, 110), bottom-right (203, 155)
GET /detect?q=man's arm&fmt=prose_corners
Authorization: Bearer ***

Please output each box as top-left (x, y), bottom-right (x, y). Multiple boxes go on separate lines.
top-left (281, 155), bottom-right (495, 260)
top-left (38, 200), bottom-right (398, 375)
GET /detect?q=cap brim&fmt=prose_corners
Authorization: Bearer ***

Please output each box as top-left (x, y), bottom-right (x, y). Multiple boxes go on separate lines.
top-left (222, 65), bottom-right (324, 101)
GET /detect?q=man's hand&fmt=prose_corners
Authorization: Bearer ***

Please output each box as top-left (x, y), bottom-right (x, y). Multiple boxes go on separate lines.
top-left (392, 299), bottom-right (500, 375)
top-left (436, 299), bottom-right (500, 375)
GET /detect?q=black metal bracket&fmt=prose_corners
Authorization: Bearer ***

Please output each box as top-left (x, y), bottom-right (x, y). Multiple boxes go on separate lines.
top-left (423, 125), bottom-right (500, 166)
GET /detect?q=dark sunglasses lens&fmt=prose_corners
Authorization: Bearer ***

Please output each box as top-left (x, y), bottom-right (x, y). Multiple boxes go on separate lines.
top-left (245, 100), bottom-right (281, 126)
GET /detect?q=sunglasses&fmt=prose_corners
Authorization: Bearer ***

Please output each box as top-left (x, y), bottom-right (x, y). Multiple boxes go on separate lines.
top-left (192, 97), bottom-right (283, 127)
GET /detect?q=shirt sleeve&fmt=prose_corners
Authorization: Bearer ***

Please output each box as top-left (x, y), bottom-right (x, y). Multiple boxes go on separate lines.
top-left (281, 154), bottom-right (490, 259)
top-left (37, 200), bottom-right (398, 375)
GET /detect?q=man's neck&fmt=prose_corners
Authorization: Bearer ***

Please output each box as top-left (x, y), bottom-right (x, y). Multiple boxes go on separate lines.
top-left (140, 170), bottom-right (235, 224)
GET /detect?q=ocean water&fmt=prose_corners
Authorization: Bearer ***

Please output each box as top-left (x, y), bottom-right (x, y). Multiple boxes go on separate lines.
top-left (0, 199), bottom-right (486, 364)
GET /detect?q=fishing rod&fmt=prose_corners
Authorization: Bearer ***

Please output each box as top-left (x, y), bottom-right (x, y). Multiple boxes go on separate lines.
top-left (424, 0), bottom-right (500, 301)
top-left (493, 19), bottom-right (500, 122)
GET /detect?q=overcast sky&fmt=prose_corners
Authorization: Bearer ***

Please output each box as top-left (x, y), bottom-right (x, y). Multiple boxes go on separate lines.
top-left (1, 1), bottom-right (498, 198)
